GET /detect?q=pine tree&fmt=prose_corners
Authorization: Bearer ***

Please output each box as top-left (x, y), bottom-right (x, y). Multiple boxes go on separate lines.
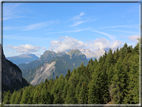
top-left (75, 81), bottom-right (81, 103)
top-left (88, 65), bottom-right (101, 104)
top-left (20, 87), bottom-right (31, 104)
top-left (29, 89), bottom-right (35, 104)
top-left (105, 48), bottom-right (114, 69)
top-left (63, 80), bottom-right (69, 101)
top-left (10, 90), bottom-right (17, 104)
top-left (119, 43), bottom-right (128, 59)
top-left (32, 89), bottom-right (40, 104)
top-left (40, 85), bottom-right (53, 104)
top-left (111, 57), bottom-right (128, 104)
top-left (53, 73), bottom-right (65, 104)
top-left (123, 53), bottom-right (139, 104)
top-left (14, 89), bottom-right (23, 104)
top-left (83, 67), bottom-right (90, 80)
top-left (2, 91), bottom-right (7, 103)
top-left (45, 78), bottom-right (49, 84)
top-left (54, 89), bottom-right (64, 104)
top-left (3, 90), bottom-right (11, 104)
top-left (65, 69), bottom-right (71, 80)
top-left (114, 47), bottom-right (119, 63)
top-left (88, 58), bottom-right (93, 66)
top-left (99, 66), bottom-right (109, 103)
top-left (78, 82), bottom-right (88, 104)
top-left (65, 84), bottom-right (77, 104)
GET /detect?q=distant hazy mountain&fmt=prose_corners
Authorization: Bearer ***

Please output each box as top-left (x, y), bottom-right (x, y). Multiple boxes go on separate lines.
top-left (79, 49), bottom-right (97, 59)
top-left (7, 54), bottom-right (39, 65)
top-left (79, 48), bottom-right (111, 60)
top-left (20, 49), bottom-right (88, 85)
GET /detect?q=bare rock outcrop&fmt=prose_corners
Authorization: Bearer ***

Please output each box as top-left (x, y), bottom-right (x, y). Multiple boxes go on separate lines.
top-left (1, 44), bottom-right (29, 92)
top-left (30, 61), bottom-right (56, 85)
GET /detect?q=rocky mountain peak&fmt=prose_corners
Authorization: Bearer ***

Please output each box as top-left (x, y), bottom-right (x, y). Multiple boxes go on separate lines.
top-left (67, 49), bottom-right (83, 55)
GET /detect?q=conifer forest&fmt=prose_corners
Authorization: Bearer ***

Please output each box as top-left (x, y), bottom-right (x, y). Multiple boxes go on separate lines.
top-left (2, 42), bottom-right (140, 104)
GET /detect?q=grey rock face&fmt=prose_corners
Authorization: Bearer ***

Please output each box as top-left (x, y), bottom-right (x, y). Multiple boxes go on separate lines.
top-left (30, 61), bottom-right (56, 86)
top-left (1, 45), bottom-right (23, 90)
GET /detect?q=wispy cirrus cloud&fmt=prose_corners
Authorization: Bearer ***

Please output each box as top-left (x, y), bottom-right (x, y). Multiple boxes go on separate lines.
top-left (88, 29), bottom-right (116, 40)
top-left (3, 34), bottom-right (57, 42)
top-left (4, 21), bottom-right (57, 31)
top-left (98, 25), bottom-right (139, 29)
top-left (46, 29), bottom-right (83, 34)
top-left (70, 12), bottom-right (86, 27)
top-left (3, 26), bottom-right (22, 30)
top-left (71, 21), bottom-right (86, 27)
top-left (72, 12), bottom-right (85, 20)
top-left (3, 3), bottom-right (23, 20)
top-left (113, 30), bottom-right (139, 34)
top-left (23, 21), bottom-right (54, 31)
top-left (70, 12), bottom-right (97, 27)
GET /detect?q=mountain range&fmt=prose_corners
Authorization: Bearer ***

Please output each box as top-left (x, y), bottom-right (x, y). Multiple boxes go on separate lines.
top-left (5, 48), bottom-right (111, 86)
top-left (79, 48), bottom-right (111, 60)
top-left (7, 54), bottom-right (39, 65)
top-left (18, 49), bottom-right (88, 85)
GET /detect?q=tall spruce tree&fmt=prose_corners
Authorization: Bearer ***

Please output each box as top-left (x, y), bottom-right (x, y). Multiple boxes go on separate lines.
top-left (88, 64), bottom-right (101, 104)
top-left (10, 90), bottom-right (17, 104)
top-left (65, 69), bottom-right (71, 80)
top-left (32, 89), bottom-right (40, 104)
top-left (111, 57), bottom-right (128, 104)
top-left (20, 87), bottom-right (31, 104)
top-left (65, 83), bottom-right (77, 104)
top-left (78, 81), bottom-right (88, 104)
top-left (14, 89), bottom-right (23, 104)
top-left (3, 90), bottom-right (11, 104)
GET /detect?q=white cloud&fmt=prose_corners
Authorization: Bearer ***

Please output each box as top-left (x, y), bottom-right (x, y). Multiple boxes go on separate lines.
top-left (129, 35), bottom-right (140, 42)
top-left (49, 36), bottom-right (123, 59)
top-left (110, 40), bottom-right (123, 49)
top-left (7, 44), bottom-right (46, 53)
top-left (73, 12), bottom-right (85, 20)
top-left (95, 49), bottom-right (105, 59)
top-left (87, 38), bottom-right (110, 51)
top-left (71, 21), bottom-right (86, 27)
top-left (42, 47), bottom-right (47, 50)
top-left (49, 36), bottom-right (85, 52)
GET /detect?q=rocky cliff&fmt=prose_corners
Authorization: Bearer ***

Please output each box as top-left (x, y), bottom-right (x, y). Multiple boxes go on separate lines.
top-left (30, 61), bottom-right (56, 85)
top-left (1, 45), bottom-right (29, 92)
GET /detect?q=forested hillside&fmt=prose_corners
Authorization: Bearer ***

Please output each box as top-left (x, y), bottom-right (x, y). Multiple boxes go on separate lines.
top-left (2, 42), bottom-right (139, 104)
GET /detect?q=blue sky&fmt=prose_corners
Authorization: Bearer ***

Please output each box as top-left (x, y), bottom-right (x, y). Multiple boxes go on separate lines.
top-left (3, 3), bottom-right (140, 58)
